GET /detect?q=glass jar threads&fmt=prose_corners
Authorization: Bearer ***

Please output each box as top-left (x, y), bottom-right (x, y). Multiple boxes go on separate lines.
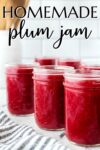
top-left (34, 65), bottom-right (65, 130)
top-left (64, 69), bottom-right (100, 146)
top-left (6, 64), bottom-right (34, 115)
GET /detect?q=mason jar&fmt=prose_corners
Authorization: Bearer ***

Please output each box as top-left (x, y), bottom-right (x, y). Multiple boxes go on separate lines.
top-left (80, 59), bottom-right (100, 73)
top-left (34, 65), bottom-right (67, 130)
top-left (6, 64), bottom-right (34, 115)
top-left (64, 69), bottom-right (100, 146)
top-left (57, 58), bottom-right (80, 69)
top-left (34, 57), bottom-right (56, 66)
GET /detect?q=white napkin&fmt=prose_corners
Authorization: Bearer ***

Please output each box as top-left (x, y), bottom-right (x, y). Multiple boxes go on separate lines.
top-left (0, 111), bottom-right (68, 150)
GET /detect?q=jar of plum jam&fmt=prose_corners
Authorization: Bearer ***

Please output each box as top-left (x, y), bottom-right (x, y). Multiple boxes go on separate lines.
top-left (6, 64), bottom-right (34, 115)
top-left (80, 63), bottom-right (100, 73)
top-left (34, 66), bottom-right (66, 130)
top-left (64, 69), bottom-right (100, 146)
top-left (80, 59), bottom-right (100, 73)
top-left (57, 58), bottom-right (80, 69)
top-left (34, 57), bottom-right (56, 65)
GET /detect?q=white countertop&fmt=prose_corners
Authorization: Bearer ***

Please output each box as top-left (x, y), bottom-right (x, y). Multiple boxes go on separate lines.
top-left (0, 89), bottom-right (100, 150)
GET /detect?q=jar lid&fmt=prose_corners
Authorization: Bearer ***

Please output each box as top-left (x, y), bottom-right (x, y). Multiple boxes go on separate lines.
top-left (6, 64), bottom-right (33, 74)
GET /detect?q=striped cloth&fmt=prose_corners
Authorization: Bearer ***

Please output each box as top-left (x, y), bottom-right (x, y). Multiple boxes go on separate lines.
top-left (0, 111), bottom-right (68, 150)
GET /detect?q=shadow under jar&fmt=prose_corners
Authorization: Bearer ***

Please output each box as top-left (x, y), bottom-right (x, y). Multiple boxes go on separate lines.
top-left (64, 69), bottom-right (100, 146)
top-left (6, 64), bottom-right (34, 115)
top-left (34, 65), bottom-right (66, 130)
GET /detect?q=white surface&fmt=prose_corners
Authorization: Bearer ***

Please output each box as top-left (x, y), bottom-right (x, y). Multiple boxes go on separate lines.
top-left (0, 89), bottom-right (100, 150)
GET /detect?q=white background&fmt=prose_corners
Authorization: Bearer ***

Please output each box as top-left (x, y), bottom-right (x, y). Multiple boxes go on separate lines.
top-left (21, 0), bottom-right (100, 63)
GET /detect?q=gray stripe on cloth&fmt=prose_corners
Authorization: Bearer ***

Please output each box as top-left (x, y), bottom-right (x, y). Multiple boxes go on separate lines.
top-left (0, 126), bottom-right (27, 142)
top-left (5, 136), bottom-right (33, 150)
top-left (0, 111), bottom-right (68, 150)
top-left (0, 114), bottom-right (8, 123)
top-left (5, 126), bottom-right (33, 144)
top-left (0, 125), bottom-right (17, 133)
top-left (13, 135), bottom-right (34, 150)
top-left (29, 136), bottom-right (43, 150)
top-left (39, 137), bottom-right (51, 150)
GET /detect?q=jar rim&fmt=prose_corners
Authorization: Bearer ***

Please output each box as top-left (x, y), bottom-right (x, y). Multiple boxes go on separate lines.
top-left (6, 63), bottom-right (34, 75)
top-left (64, 68), bottom-right (100, 79)
top-left (34, 65), bottom-right (73, 75)
top-left (81, 59), bottom-right (100, 67)
top-left (58, 58), bottom-right (80, 61)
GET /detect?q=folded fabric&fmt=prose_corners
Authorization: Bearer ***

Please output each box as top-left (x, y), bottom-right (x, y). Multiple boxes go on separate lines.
top-left (0, 111), bottom-right (68, 150)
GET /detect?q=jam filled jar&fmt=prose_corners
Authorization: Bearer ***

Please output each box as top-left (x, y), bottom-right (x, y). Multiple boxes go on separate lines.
top-left (57, 58), bottom-right (80, 69)
top-left (6, 64), bottom-right (34, 115)
top-left (80, 60), bottom-right (100, 73)
top-left (64, 69), bottom-right (100, 146)
top-left (34, 57), bottom-right (56, 66)
top-left (34, 66), bottom-right (65, 130)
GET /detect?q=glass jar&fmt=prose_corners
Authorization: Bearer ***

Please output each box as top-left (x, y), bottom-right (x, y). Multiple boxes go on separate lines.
top-left (34, 65), bottom-right (68, 130)
top-left (80, 59), bottom-right (100, 73)
top-left (64, 69), bottom-right (100, 146)
top-left (34, 57), bottom-right (56, 66)
top-left (57, 58), bottom-right (80, 69)
top-left (6, 64), bottom-right (34, 115)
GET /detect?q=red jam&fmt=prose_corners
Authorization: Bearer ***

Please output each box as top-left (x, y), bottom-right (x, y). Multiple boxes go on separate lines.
top-left (80, 64), bottom-right (100, 73)
top-left (57, 59), bottom-right (80, 69)
top-left (34, 66), bottom-right (64, 130)
top-left (6, 64), bottom-right (34, 115)
top-left (34, 57), bottom-right (56, 65)
top-left (64, 71), bottom-right (100, 145)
